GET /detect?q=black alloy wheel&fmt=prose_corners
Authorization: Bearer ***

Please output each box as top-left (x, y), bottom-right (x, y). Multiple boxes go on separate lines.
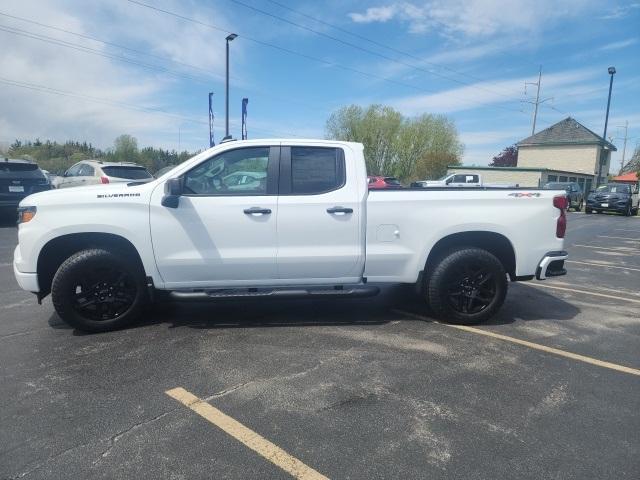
top-left (71, 266), bottom-right (137, 321)
top-left (426, 247), bottom-right (508, 325)
top-left (445, 263), bottom-right (497, 315)
top-left (51, 248), bottom-right (147, 332)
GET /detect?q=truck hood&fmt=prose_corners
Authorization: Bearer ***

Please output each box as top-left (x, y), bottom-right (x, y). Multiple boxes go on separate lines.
top-left (19, 181), bottom-right (156, 207)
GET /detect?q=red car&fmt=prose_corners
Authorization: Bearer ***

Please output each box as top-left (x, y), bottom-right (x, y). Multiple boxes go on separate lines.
top-left (367, 176), bottom-right (403, 189)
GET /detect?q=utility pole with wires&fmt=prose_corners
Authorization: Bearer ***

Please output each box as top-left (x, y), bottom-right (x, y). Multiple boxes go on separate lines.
top-left (615, 120), bottom-right (629, 174)
top-left (523, 66), bottom-right (553, 136)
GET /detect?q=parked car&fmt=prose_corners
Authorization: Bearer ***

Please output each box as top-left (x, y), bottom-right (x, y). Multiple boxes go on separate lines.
top-left (53, 160), bottom-right (153, 189)
top-left (14, 139), bottom-right (568, 332)
top-left (411, 173), bottom-right (517, 188)
top-left (586, 183), bottom-right (639, 216)
top-left (542, 182), bottom-right (583, 211)
top-left (368, 175), bottom-right (403, 189)
top-left (0, 158), bottom-right (51, 215)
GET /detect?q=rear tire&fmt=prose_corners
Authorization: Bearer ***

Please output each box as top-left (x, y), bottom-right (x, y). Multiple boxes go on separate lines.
top-left (585, 207), bottom-right (592, 214)
top-left (51, 248), bottom-right (147, 332)
top-left (427, 248), bottom-right (507, 325)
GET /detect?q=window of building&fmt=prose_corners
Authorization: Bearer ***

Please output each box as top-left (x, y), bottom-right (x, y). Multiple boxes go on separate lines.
top-left (559, 176), bottom-right (568, 182)
top-left (548, 175), bottom-right (558, 182)
top-left (569, 176), bottom-right (576, 182)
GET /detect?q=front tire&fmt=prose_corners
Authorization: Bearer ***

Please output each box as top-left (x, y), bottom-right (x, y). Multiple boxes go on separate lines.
top-left (585, 207), bottom-right (592, 214)
top-left (427, 248), bottom-right (507, 325)
top-left (51, 248), bottom-right (147, 332)
top-left (624, 203), bottom-right (632, 217)
top-left (575, 200), bottom-right (583, 212)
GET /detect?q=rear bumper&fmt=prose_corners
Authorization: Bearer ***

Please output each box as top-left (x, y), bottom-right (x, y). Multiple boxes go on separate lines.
top-left (536, 251), bottom-right (568, 280)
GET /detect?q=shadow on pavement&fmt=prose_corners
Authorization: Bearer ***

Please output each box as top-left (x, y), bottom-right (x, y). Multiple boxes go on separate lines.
top-left (46, 282), bottom-right (580, 334)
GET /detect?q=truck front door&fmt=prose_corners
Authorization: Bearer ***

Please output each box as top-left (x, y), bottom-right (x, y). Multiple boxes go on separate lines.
top-left (149, 146), bottom-right (279, 288)
top-left (276, 145), bottom-right (365, 282)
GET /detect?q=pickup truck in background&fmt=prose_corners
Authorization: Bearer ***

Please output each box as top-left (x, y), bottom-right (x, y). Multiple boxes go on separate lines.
top-left (411, 173), bottom-right (517, 188)
top-left (13, 140), bottom-right (568, 332)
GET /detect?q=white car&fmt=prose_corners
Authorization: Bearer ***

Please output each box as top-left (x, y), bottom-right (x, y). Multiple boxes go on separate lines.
top-left (53, 160), bottom-right (153, 189)
top-left (14, 139), bottom-right (568, 332)
top-left (412, 173), bottom-right (517, 188)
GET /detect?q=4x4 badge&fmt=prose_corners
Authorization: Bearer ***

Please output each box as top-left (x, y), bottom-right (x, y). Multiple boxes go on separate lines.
top-left (508, 192), bottom-right (541, 198)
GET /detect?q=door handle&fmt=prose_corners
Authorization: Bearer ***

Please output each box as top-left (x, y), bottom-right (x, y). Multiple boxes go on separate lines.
top-left (244, 207), bottom-right (272, 215)
top-left (327, 206), bottom-right (353, 214)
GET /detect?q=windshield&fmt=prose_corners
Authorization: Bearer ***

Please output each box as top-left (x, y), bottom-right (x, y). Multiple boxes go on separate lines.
top-left (102, 166), bottom-right (153, 179)
top-left (596, 184), bottom-right (630, 194)
top-left (384, 177), bottom-right (402, 185)
top-left (0, 162), bottom-right (46, 179)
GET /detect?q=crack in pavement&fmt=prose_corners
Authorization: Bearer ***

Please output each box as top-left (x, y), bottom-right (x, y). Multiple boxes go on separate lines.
top-left (93, 410), bottom-right (175, 465)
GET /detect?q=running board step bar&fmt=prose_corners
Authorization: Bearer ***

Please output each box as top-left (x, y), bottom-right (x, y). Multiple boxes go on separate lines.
top-left (169, 286), bottom-right (380, 301)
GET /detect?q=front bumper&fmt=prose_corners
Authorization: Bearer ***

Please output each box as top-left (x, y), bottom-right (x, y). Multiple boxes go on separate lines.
top-left (13, 261), bottom-right (39, 292)
top-left (587, 199), bottom-right (628, 212)
top-left (13, 245), bottom-right (39, 292)
top-left (536, 251), bottom-right (568, 280)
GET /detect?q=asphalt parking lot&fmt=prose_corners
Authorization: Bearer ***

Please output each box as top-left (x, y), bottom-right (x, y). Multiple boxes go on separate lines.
top-left (1, 211), bottom-right (639, 480)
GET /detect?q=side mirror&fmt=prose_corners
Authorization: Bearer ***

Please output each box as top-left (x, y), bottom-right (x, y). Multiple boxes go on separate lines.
top-left (162, 177), bottom-right (183, 208)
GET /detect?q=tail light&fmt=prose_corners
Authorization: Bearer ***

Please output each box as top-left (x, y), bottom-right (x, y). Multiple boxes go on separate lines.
top-left (100, 176), bottom-right (110, 184)
top-left (553, 195), bottom-right (567, 238)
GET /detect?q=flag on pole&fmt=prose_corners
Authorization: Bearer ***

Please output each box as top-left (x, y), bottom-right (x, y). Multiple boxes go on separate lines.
top-left (242, 98), bottom-right (249, 140)
top-left (208, 92), bottom-right (215, 147)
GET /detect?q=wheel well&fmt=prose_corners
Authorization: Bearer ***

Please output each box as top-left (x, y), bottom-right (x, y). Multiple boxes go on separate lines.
top-left (424, 231), bottom-right (516, 280)
top-left (37, 233), bottom-right (144, 298)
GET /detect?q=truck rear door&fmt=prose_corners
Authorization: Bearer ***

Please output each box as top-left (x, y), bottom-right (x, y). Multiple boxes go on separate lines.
top-left (276, 145), bottom-right (365, 282)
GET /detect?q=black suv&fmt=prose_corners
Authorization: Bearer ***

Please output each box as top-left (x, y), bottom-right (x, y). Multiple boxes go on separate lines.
top-left (542, 181), bottom-right (584, 211)
top-left (586, 183), bottom-right (639, 216)
top-left (0, 158), bottom-right (52, 216)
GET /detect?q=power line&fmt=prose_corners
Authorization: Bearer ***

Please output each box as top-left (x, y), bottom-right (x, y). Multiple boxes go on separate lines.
top-left (0, 11), bottom-right (215, 77)
top-left (0, 24), bottom-right (211, 84)
top-left (226, 0), bottom-right (524, 101)
top-left (0, 77), bottom-right (303, 138)
top-left (0, 16), bottom-right (331, 115)
top-left (125, 0), bottom-right (529, 116)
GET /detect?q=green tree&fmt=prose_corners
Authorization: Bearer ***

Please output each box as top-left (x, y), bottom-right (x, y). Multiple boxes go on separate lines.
top-left (325, 104), bottom-right (463, 182)
top-left (112, 134), bottom-right (139, 163)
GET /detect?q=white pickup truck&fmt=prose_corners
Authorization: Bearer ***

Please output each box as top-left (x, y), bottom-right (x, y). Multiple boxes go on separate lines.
top-left (13, 140), bottom-right (568, 332)
top-left (412, 173), bottom-right (517, 188)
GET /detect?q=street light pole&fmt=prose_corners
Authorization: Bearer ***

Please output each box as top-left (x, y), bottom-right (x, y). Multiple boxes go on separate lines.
top-left (224, 33), bottom-right (237, 141)
top-left (596, 66), bottom-right (616, 187)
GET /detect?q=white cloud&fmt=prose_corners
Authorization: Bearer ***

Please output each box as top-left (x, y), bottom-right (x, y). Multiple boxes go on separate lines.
top-left (597, 38), bottom-right (638, 51)
top-left (390, 68), bottom-right (599, 115)
top-left (0, 0), bottom-right (234, 151)
top-left (349, 6), bottom-right (397, 23)
top-left (599, 2), bottom-right (640, 19)
top-left (348, 0), bottom-right (596, 37)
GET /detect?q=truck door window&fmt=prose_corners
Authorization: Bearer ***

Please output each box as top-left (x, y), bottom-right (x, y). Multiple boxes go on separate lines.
top-left (453, 174), bottom-right (467, 183)
top-left (290, 147), bottom-right (345, 194)
top-left (183, 147), bottom-right (270, 195)
top-left (466, 175), bottom-right (479, 183)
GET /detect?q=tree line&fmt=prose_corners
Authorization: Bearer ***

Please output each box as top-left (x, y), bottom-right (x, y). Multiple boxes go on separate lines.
top-left (4, 135), bottom-right (198, 174)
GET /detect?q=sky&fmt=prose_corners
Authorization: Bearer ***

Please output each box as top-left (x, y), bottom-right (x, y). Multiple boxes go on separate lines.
top-left (0, 0), bottom-right (639, 172)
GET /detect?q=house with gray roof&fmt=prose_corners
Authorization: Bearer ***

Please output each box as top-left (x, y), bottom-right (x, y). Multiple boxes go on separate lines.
top-left (447, 117), bottom-right (616, 192)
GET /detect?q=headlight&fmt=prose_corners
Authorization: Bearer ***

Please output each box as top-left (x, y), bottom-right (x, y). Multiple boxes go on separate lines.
top-left (17, 206), bottom-right (37, 224)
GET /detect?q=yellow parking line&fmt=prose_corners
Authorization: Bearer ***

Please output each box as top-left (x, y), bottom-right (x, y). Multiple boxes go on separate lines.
top-left (529, 283), bottom-right (640, 303)
top-left (166, 387), bottom-right (329, 480)
top-left (394, 310), bottom-right (640, 377)
top-left (566, 260), bottom-right (640, 273)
